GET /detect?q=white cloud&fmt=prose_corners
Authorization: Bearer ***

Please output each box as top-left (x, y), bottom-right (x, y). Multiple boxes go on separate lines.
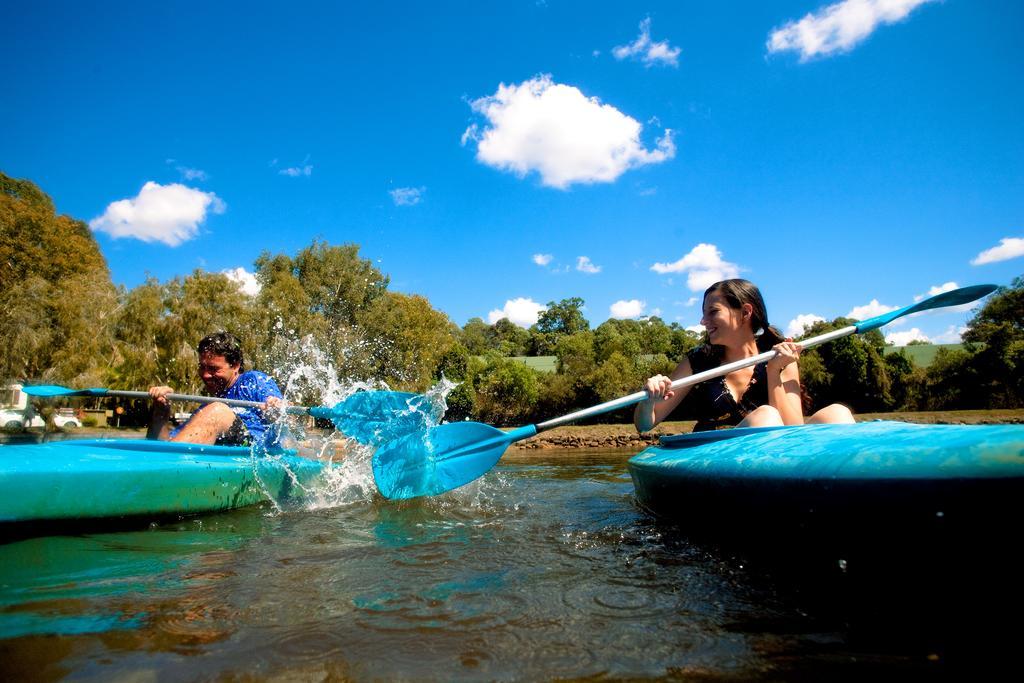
top-left (846, 299), bottom-right (899, 320)
top-left (886, 328), bottom-right (930, 346)
top-left (487, 297), bottom-right (546, 327)
top-left (686, 324), bottom-right (705, 335)
top-left (914, 281), bottom-right (958, 301)
top-left (787, 314), bottom-right (825, 338)
top-left (971, 237), bottom-right (1024, 265)
top-left (650, 243), bottom-right (741, 291)
top-left (279, 164), bottom-right (313, 177)
top-left (532, 253), bottom-right (553, 266)
top-left (649, 307), bottom-right (662, 317)
top-left (222, 267), bottom-right (261, 297)
top-left (464, 74), bottom-right (675, 189)
top-left (685, 297), bottom-right (698, 307)
top-left (390, 186), bottom-right (425, 206)
top-left (933, 325), bottom-right (966, 344)
top-left (767, 0), bottom-right (936, 61)
top-left (576, 256), bottom-right (601, 274)
top-left (89, 181), bottom-right (226, 247)
top-left (610, 299), bottom-right (646, 319)
top-left (178, 166), bottom-right (208, 181)
top-left (910, 281), bottom-right (976, 315)
top-left (613, 18), bottom-right (681, 67)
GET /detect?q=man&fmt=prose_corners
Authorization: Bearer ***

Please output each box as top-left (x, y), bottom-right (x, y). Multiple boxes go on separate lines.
top-left (147, 332), bottom-right (283, 447)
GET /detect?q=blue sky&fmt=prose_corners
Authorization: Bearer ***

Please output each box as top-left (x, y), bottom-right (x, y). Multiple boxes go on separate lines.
top-left (3, 1), bottom-right (1022, 345)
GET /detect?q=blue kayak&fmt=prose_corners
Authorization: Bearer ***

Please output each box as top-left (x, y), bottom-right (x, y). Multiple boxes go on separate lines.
top-left (0, 439), bottom-right (325, 523)
top-left (628, 421), bottom-right (1024, 524)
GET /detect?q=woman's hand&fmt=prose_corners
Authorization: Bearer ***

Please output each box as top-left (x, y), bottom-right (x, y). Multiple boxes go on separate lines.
top-left (643, 374), bottom-right (676, 402)
top-left (768, 340), bottom-right (803, 374)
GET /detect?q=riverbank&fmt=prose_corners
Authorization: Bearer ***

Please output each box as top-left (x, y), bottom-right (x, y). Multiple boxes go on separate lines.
top-left (6, 409), bottom-right (1022, 451)
top-left (507, 409), bottom-right (1024, 450)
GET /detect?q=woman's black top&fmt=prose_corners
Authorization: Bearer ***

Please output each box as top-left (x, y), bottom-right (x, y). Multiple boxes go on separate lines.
top-left (685, 345), bottom-right (769, 432)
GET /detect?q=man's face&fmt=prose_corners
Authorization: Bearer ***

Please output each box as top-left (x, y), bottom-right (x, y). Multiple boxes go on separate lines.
top-left (198, 352), bottom-right (241, 395)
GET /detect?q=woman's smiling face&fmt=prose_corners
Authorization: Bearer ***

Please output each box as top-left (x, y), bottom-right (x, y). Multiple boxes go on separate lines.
top-left (701, 292), bottom-right (753, 345)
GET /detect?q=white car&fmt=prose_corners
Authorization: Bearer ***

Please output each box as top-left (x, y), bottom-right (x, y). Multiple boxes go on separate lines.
top-left (0, 408), bottom-right (82, 430)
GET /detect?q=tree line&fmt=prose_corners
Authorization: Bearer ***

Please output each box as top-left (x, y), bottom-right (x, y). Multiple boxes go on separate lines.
top-left (2, 171), bottom-right (1022, 427)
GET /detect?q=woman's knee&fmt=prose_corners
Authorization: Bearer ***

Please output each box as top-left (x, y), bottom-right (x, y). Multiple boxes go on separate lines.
top-left (808, 403), bottom-right (855, 424)
top-left (740, 404), bottom-right (783, 427)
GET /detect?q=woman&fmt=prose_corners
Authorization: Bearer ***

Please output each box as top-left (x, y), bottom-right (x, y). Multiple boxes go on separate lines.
top-left (634, 279), bottom-right (854, 433)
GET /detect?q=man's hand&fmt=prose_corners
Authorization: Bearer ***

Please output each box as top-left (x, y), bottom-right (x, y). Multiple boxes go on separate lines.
top-left (148, 386), bottom-right (175, 414)
top-left (264, 396), bottom-right (284, 419)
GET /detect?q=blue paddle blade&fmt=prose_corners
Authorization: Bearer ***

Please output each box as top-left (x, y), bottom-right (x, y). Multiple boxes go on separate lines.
top-left (20, 385), bottom-right (108, 397)
top-left (372, 422), bottom-right (517, 500)
top-left (310, 391), bottom-right (442, 446)
top-left (855, 284), bottom-right (997, 333)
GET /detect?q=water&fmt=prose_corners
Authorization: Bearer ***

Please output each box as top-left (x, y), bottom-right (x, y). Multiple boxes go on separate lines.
top-left (0, 446), bottom-right (996, 681)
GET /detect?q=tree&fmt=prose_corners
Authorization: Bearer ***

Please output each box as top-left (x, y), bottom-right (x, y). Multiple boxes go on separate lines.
top-left (798, 318), bottom-right (892, 413)
top-left (360, 291), bottom-right (459, 391)
top-left (554, 332), bottom-right (595, 378)
top-left (294, 240), bottom-right (389, 326)
top-left (961, 277), bottom-right (1024, 407)
top-left (594, 320), bottom-right (640, 364)
top-left (0, 172), bottom-right (117, 384)
top-left (531, 297), bottom-right (589, 354)
top-left (460, 318), bottom-right (491, 356)
top-left (474, 355), bottom-right (540, 425)
top-left (882, 350), bottom-right (916, 410)
top-left (488, 318), bottom-right (530, 356)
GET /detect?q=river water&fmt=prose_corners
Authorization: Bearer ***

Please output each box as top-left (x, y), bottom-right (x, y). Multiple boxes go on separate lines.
top-left (0, 445), bottom-right (1005, 680)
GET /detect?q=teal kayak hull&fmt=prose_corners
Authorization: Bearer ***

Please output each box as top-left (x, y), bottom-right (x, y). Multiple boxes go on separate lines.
top-left (0, 439), bottom-right (325, 523)
top-left (628, 421), bottom-right (1024, 523)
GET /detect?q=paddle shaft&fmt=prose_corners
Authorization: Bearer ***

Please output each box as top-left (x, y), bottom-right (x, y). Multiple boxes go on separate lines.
top-left (533, 325), bottom-right (860, 433)
top-left (93, 389), bottom-right (309, 416)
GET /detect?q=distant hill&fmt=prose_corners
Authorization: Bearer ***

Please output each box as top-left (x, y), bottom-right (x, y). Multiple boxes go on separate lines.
top-left (884, 343), bottom-right (965, 368)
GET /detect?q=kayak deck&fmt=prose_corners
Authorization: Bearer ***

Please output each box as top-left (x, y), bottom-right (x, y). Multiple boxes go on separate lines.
top-left (0, 439), bottom-right (325, 523)
top-left (628, 421), bottom-right (1024, 527)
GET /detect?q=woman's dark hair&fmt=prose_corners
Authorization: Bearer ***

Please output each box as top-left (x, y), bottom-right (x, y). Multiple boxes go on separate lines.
top-left (702, 279), bottom-right (786, 353)
top-left (197, 331), bottom-right (246, 371)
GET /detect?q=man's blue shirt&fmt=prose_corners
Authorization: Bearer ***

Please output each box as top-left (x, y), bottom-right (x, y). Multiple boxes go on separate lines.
top-left (171, 371), bottom-right (283, 447)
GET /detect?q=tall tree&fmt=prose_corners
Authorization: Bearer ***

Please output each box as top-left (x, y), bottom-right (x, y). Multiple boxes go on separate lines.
top-left (961, 277), bottom-right (1024, 407)
top-left (531, 297), bottom-right (589, 354)
top-left (359, 291), bottom-right (459, 391)
top-left (0, 172), bottom-right (117, 384)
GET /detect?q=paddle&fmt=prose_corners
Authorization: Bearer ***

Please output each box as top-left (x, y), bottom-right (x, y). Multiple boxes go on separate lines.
top-left (372, 283), bottom-right (998, 499)
top-left (21, 385), bottom-right (441, 446)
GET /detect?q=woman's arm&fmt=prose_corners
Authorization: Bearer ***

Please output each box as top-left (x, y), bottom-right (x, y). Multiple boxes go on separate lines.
top-left (634, 357), bottom-right (694, 433)
top-left (767, 341), bottom-right (804, 425)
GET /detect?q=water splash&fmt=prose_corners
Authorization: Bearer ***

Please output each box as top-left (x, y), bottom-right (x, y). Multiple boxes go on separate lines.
top-left (251, 335), bottom-right (471, 512)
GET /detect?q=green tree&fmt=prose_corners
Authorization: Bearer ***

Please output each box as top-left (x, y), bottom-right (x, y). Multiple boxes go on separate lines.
top-left (360, 291), bottom-right (458, 391)
top-left (530, 297), bottom-right (589, 354)
top-left (488, 318), bottom-right (530, 356)
top-left (0, 172), bottom-right (117, 384)
top-left (798, 318), bottom-right (892, 412)
top-left (554, 332), bottom-right (596, 378)
top-left (882, 350), bottom-right (916, 410)
top-left (669, 325), bottom-right (702, 360)
top-left (921, 347), bottom-right (980, 410)
top-left (474, 355), bottom-right (540, 425)
top-left (961, 277), bottom-right (1024, 407)
top-left (460, 318), bottom-right (491, 355)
